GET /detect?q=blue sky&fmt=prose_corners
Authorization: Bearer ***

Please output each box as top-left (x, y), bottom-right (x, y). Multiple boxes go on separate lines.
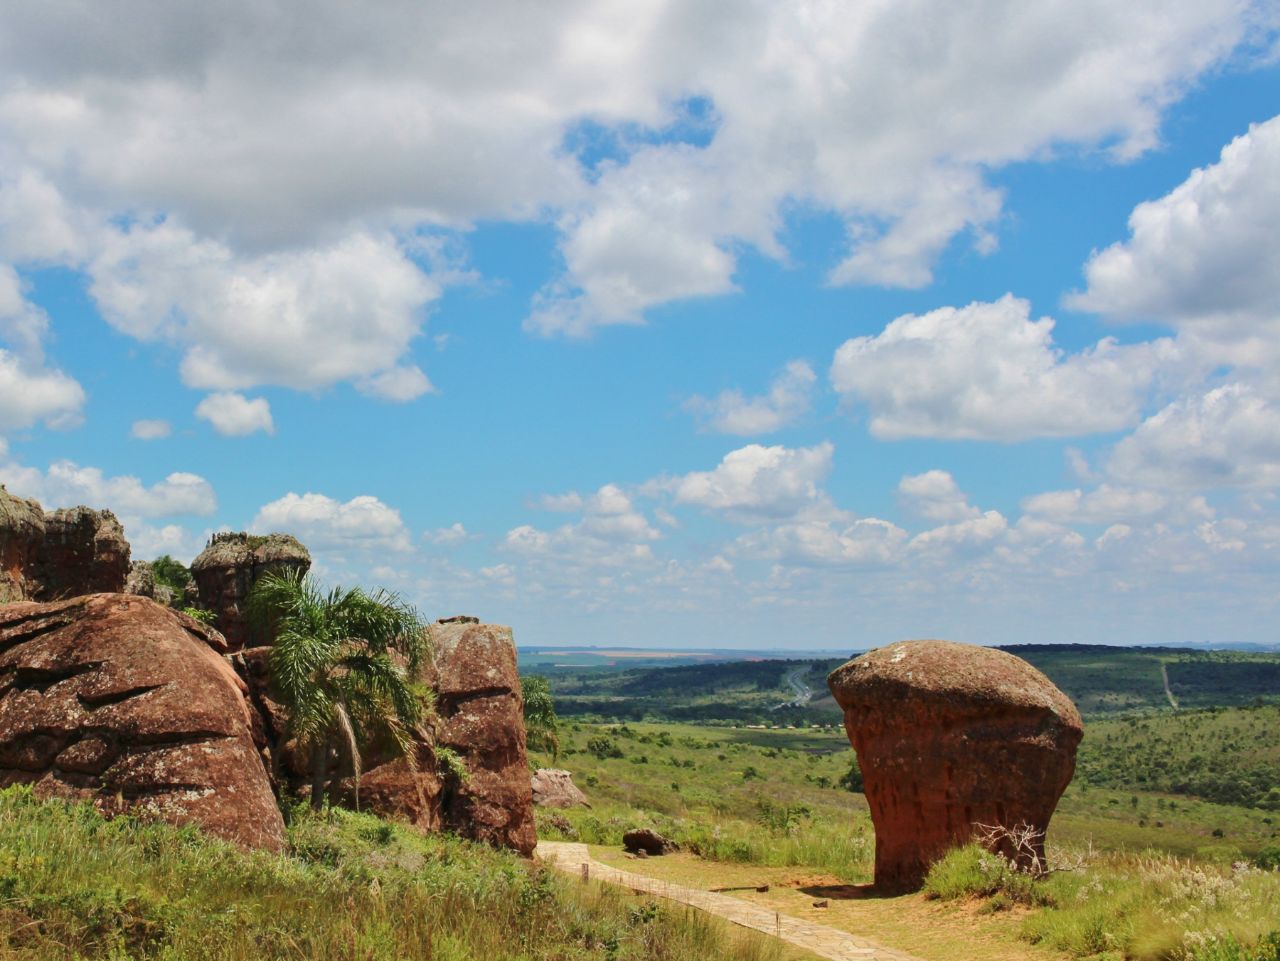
top-left (1, 2), bottom-right (1279, 650)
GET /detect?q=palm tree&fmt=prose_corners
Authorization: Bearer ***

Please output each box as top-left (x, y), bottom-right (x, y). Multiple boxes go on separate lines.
top-left (521, 675), bottom-right (560, 761)
top-left (248, 568), bottom-right (428, 810)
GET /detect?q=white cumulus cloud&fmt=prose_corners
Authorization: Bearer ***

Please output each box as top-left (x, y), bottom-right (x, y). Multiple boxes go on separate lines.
top-left (1071, 114), bottom-right (1280, 368)
top-left (686, 360), bottom-right (816, 435)
top-left (252, 492), bottom-right (413, 552)
top-left (130, 419), bottom-right (172, 440)
top-left (0, 458), bottom-right (216, 517)
top-left (663, 442), bottom-right (834, 519)
top-left (831, 295), bottom-right (1171, 440)
top-left (195, 392), bottom-right (274, 437)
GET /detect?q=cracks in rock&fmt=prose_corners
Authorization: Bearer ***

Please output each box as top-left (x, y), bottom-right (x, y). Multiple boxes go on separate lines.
top-left (11, 661), bottom-right (101, 693)
top-left (77, 683), bottom-right (166, 710)
top-left (438, 686), bottom-right (513, 716)
top-left (0, 612), bottom-right (77, 655)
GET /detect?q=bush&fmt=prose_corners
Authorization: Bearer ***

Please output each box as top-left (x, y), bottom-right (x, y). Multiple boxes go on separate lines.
top-left (1255, 845), bottom-right (1280, 871)
top-left (586, 735), bottom-right (624, 759)
top-left (923, 844), bottom-right (1046, 905)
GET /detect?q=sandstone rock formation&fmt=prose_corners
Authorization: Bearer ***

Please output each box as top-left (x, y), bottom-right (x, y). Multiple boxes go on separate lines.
top-left (189, 532), bottom-right (310, 650)
top-left (35, 508), bottom-right (131, 600)
top-left (0, 488), bottom-right (44, 603)
top-left (828, 640), bottom-right (1083, 892)
top-left (531, 768), bottom-right (590, 808)
top-left (0, 594), bottom-right (285, 851)
top-left (430, 617), bottom-right (536, 856)
top-left (623, 828), bottom-right (674, 856)
top-left (0, 488), bottom-right (131, 602)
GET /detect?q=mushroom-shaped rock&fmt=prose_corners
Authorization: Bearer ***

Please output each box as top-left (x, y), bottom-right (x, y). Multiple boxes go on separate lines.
top-left (429, 617), bottom-right (536, 856)
top-left (531, 768), bottom-right (591, 809)
top-left (0, 594), bottom-right (285, 851)
top-left (827, 640), bottom-right (1083, 893)
top-left (189, 532), bottom-right (310, 650)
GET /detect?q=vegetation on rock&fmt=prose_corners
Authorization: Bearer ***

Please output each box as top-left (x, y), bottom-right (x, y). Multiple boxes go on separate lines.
top-left (249, 569), bottom-right (428, 809)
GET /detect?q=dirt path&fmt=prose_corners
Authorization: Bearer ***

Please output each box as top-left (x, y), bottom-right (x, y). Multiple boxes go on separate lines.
top-left (536, 841), bottom-right (923, 961)
top-left (1162, 663), bottom-right (1180, 710)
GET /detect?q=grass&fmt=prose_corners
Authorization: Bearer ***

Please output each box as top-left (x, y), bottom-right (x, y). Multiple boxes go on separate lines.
top-left (0, 785), bottom-right (814, 961)
top-left (924, 845), bottom-right (1280, 961)
top-left (535, 716), bottom-right (1280, 960)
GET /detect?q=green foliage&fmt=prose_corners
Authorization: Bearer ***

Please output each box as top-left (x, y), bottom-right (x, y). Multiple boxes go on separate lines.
top-left (0, 787), bottom-right (793, 961)
top-left (923, 844), bottom-right (1046, 905)
top-left (838, 758), bottom-right (863, 792)
top-left (1255, 845), bottom-right (1280, 871)
top-left (248, 569), bottom-right (428, 809)
top-left (1077, 704), bottom-right (1280, 808)
top-left (434, 745), bottom-right (469, 783)
top-left (150, 554), bottom-right (191, 592)
top-left (586, 735), bottom-right (624, 759)
top-left (521, 674), bottom-right (561, 760)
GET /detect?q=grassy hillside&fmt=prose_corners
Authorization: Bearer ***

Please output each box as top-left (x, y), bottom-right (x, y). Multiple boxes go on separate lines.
top-left (1077, 703), bottom-right (1280, 809)
top-left (0, 786), bottom-right (808, 961)
top-left (534, 718), bottom-right (1280, 961)
top-left (536, 644), bottom-right (1280, 725)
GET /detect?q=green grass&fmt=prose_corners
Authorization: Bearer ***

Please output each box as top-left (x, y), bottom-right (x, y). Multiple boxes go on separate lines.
top-left (925, 845), bottom-right (1280, 961)
top-left (0, 785), bottom-right (808, 961)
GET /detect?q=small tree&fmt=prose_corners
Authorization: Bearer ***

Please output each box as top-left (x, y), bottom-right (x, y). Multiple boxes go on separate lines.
top-left (249, 569), bottom-right (427, 810)
top-left (521, 675), bottom-right (560, 760)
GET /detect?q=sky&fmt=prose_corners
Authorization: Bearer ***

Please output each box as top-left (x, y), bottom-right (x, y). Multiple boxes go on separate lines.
top-left (1, 1), bottom-right (1279, 651)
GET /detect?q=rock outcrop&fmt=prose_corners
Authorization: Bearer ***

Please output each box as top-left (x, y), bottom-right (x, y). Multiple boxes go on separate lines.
top-left (0, 489), bottom-right (44, 603)
top-left (189, 533), bottom-right (310, 650)
top-left (0, 489), bottom-right (130, 602)
top-left (828, 639), bottom-right (1083, 893)
top-left (623, 828), bottom-right (674, 856)
top-left (0, 594), bottom-right (285, 851)
top-left (531, 768), bottom-right (590, 808)
top-left (429, 617), bottom-right (536, 856)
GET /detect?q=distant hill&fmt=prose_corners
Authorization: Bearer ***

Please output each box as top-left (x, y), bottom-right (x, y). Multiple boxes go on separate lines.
top-left (529, 644), bottom-right (1280, 724)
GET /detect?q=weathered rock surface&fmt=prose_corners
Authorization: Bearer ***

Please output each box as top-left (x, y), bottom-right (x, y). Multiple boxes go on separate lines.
top-left (430, 617), bottom-right (536, 856)
top-left (0, 488), bottom-right (130, 602)
top-left (35, 508), bottom-right (131, 600)
top-left (0, 594), bottom-right (285, 851)
top-left (828, 639), bottom-right (1083, 893)
top-left (0, 488), bottom-right (44, 603)
top-left (531, 768), bottom-right (590, 809)
top-left (623, 828), bottom-right (674, 856)
top-left (125, 560), bottom-right (156, 598)
top-left (189, 532), bottom-right (310, 650)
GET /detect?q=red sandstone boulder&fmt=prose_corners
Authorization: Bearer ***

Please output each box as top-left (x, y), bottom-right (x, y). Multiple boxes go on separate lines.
top-left (0, 489), bottom-right (130, 602)
top-left (0, 488), bottom-right (44, 603)
top-left (429, 617), bottom-right (535, 856)
top-left (0, 594), bottom-right (285, 851)
top-left (189, 532), bottom-right (310, 650)
top-left (828, 640), bottom-right (1083, 893)
top-left (35, 508), bottom-right (130, 599)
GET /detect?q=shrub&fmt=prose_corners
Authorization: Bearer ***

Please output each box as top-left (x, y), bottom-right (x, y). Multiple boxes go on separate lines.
top-left (923, 844), bottom-right (1046, 905)
top-left (586, 735), bottom-right (624, 759)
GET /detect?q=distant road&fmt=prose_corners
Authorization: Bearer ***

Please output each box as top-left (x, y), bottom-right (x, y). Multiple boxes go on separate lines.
top-left (1161, 663), bottom-right (1180, 711)
top-left (772, 667), bottom-right (814, 710)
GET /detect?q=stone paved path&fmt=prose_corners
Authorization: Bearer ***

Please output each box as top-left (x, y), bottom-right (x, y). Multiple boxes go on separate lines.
top-left (536, 842), bottom-right (924, 961)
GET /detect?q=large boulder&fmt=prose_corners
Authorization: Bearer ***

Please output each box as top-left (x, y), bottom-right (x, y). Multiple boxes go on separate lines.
top-left (531, 768), bottom-right (590, 809)
top-left (429, 616), bottom-right (536, 856)
top-left (34, 508), bottom-right (131, 600)
top-left (0, 594), bottom-right (285, 851)
top-left (828, 639), bottom-right (1083, 893)
top-left (189, 533), bottom-right (310, 650)
top-left (0, 487), bottom-right (45, 603)
top-left (0, 489), bottom-right (130, 602)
